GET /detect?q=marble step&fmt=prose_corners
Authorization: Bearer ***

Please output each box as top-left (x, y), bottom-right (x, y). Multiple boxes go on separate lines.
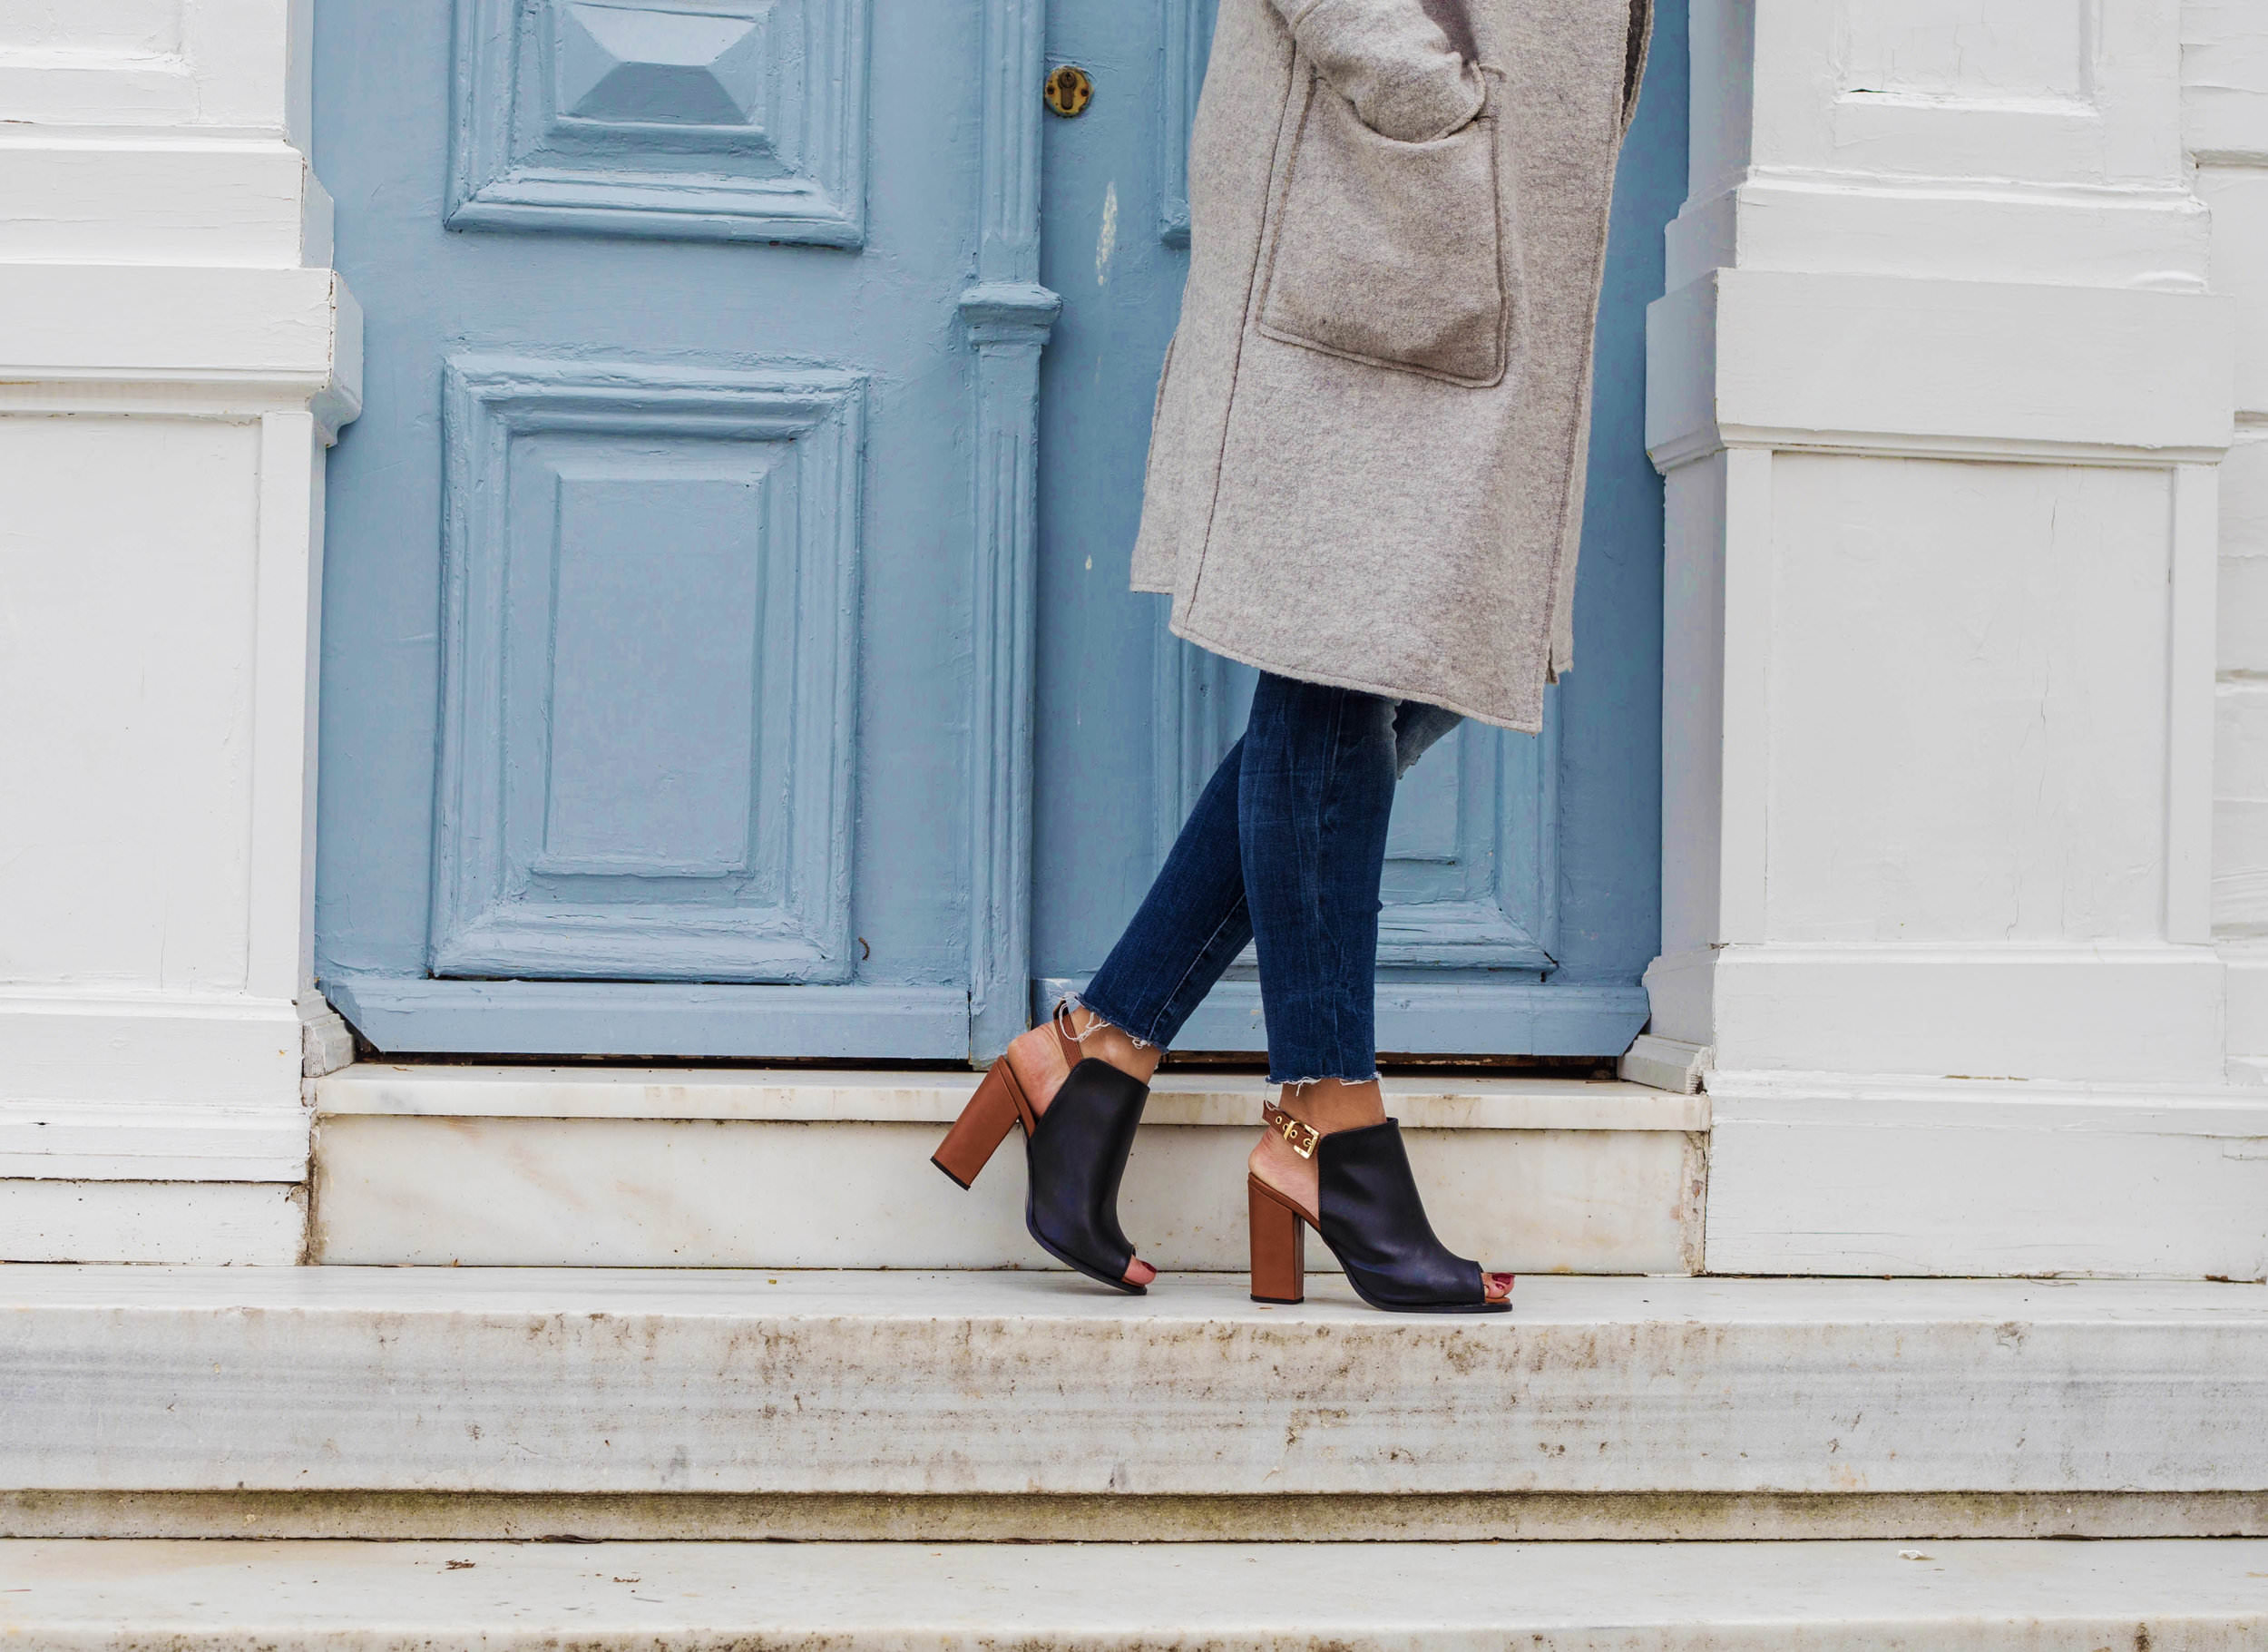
top-left (8, 1538), bottom-right (2266, 1649)
top-left (9, 1267), bottom-right (2265, 1540)
top-left (308, 1064), bottom-right (1708, 1273)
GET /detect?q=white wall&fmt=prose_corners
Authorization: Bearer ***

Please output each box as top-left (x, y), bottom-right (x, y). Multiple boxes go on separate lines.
top-left (2195, 4), bottom-right (2268, 1079)
top-left (3, 420), bottom-right (263, 992)
top-left (1651, 0), bottom-right (2265, 1279)
top-left (1765, 455), bottom-right (2173, 947)
top-left (0, 0), bottom-right (352, 1261)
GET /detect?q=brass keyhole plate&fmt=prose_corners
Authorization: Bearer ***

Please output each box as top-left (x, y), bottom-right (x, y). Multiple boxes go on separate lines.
top-left (1045, 64), bottom-right (1094, 118)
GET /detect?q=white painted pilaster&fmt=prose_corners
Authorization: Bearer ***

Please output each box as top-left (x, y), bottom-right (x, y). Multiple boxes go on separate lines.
top-left (1648, 0), bottom-right (2263, 1277)
top-left (2195, 4), bottom-right (2268, 1087)
top-left (0, 0), bottom-right (353, 1261)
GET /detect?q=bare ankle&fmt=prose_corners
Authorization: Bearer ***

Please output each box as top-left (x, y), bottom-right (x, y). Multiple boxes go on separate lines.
top-left (1277, 1077), bottom-right (1385, 1138)
top-left (1068, 1006), bottom-right (1162, 1084)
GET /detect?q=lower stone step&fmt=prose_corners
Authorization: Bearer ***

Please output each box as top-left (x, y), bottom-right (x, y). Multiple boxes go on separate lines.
top-left (10, 1266), bottom-right (2265, 1536)
top-left (309, 1064), bottom-right (1707, 1273)
top-left (7, 1538), bottom-right (2264, 1648)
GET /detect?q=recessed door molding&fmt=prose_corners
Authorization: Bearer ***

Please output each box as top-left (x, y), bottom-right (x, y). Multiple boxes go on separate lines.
top-left (447, 0), bottom-right (871, 243)
top-left (427, 351), bottom-right (866, 984)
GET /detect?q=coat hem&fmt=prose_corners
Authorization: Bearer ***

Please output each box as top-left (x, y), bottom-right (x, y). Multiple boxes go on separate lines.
top-left (1168, 615), bottom-right (1547, 737)
top-left (1539, 92), bottom-right (1628, 690)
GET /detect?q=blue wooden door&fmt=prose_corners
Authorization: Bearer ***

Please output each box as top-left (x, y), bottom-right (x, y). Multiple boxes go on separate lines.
top-left (1031, 0), bottom-right (1684, 1056)
top-left (313, 0), bottom-right (1678, 1064)
top-left (313, 0), bottom-right (1031, 1058)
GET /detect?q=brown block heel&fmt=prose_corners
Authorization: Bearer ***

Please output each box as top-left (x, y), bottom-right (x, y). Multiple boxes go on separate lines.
top-left (1247, 1175), bottom-right (1307, 1305)
top-left (932, 1063), bottom-right (1030, 1189)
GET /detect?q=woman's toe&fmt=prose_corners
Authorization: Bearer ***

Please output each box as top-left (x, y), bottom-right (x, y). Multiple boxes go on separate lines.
top-left (1485, 1271), bottom-right (1515, 1302)
top-left (1125, 1257), bottom-right (1158, 1287)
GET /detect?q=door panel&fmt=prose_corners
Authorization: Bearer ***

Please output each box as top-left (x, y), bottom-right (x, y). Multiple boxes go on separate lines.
top-left (1032, 0), bottom-right (1682, 1056)
top-left (449, 0), bottom-right (867, 242)
top-left (426, 357), bottom-right (860, 984)
top-left (315, 0), bottom-right (987, 1056)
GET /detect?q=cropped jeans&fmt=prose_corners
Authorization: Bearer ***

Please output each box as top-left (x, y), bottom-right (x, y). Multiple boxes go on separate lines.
top-left (1079, 671), bottom-right (1460, 1084)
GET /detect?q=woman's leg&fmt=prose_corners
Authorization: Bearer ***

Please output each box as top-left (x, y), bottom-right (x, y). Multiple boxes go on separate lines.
top-left (1050, 687), bottom-right (1456, 1076)
top-left (1077, 734), bottom-right (1256, 1051)
top-left (1238, 673), bottom-right (1509, 1302)
top-left (1004, 730), bottom-right (1252, 1092)
top-left (1238, 672), bottom-right (1398, 1087)
top-left (1026, 685), bottom-right (1456, 1092)
top-left (960, 667), bottom-right (1475, 1294)
top-left (988, 730), bottom-right (1255, 1291)
top-left (1233, 673), bottom-right (1397, 1215)
top-left (984, 730), bottom-right (1261, 1279)
top-left (1037, 680), bottom-right (1452, 1099)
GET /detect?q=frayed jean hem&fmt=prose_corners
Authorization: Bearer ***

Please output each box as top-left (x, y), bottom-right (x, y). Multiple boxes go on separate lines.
top-left (1059, 990), bottom-right (1162, 1053)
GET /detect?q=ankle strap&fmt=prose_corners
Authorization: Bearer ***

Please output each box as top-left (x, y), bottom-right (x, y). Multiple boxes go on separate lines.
top-left (1261, 1099), bottom-right (1322, 1160)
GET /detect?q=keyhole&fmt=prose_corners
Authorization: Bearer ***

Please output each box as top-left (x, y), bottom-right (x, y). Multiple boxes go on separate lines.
top-left (1045, 64), bottom-right (1094, 118)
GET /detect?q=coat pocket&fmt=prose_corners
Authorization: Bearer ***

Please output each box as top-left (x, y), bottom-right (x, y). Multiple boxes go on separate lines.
top-left (1256, 82), bottom-right (1508, 388)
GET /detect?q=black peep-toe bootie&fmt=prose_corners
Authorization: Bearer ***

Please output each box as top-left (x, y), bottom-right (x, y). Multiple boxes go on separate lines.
top-left (1248, 1100), bottom-right (1510, 1313)
top-left (932, 1017), bottom-right (1150, 1295)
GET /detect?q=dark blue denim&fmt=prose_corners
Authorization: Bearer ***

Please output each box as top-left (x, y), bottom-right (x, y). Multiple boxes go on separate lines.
top-left (1079, 672), bottom-right (1457, 1084)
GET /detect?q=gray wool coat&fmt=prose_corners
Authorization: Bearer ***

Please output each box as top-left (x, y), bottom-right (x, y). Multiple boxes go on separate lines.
top-left (1130, 0), bottom-right (1651, 734)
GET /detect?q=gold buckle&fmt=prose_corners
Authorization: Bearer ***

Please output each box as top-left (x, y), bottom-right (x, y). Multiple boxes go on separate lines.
top-left (1266, 1103), bottom-right (1321, 1160)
